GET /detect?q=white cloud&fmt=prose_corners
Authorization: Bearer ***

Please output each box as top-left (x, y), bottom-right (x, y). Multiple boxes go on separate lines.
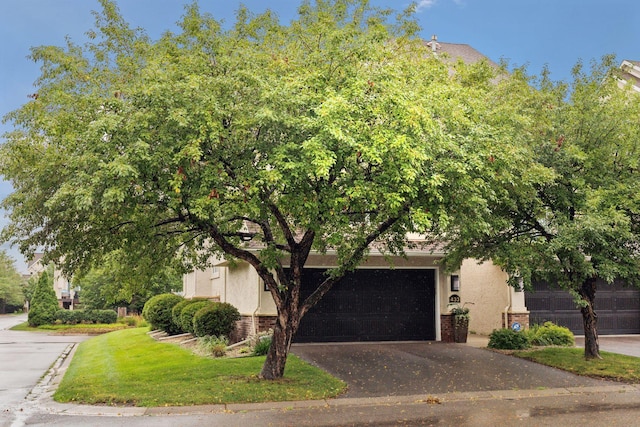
top-left (415, 0), bottom-right (437, 12)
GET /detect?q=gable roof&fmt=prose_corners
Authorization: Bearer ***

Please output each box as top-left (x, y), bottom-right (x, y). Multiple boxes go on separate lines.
top-left (424, 37), bottom-right (499, 67)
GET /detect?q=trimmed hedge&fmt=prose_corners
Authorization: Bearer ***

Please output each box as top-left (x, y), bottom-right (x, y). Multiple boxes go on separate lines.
top-left (171, 298), bottom-right (210, 334)
top-left (142, 293), bottom-right (184, 334)
top-left (193, 302), bottom-right (241, 338)
top-left (179, 301), bottom-right (213, 334)
top-left (55, 309), bottom-right (117, 325)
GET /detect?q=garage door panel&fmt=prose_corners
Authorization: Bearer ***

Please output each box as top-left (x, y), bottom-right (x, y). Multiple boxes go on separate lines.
top-left (295, 268), bottom-right (436, 343)
top-left (526, 279), bottom-right (640, 335)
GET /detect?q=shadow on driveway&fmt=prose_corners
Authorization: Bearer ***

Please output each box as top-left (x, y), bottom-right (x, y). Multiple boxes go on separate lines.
top-left (292, 341), bottom-right (617, 398)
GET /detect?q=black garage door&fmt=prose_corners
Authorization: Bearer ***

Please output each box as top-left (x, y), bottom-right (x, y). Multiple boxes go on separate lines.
top-left (526, 279), bottom-right (640, 335)
top-left (295, 268), bottom-right (436, 343)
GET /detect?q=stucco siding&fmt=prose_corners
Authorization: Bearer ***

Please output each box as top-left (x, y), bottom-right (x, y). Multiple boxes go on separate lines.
top-left (459, 259), bottom-right (509, 335)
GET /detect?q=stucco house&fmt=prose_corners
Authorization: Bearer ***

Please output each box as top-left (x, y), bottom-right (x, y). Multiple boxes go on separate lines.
top-left (183, 234), bottom-right (529, 343)
top-left (618, 59), bottom-right (640, 92)
top-left (27, 254), bottom-right (78, 310)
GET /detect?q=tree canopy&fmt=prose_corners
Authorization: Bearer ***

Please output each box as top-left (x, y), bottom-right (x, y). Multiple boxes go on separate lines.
top-left (1, 0), bottom-right (537, 377)
top-left (73, 250), bottom-right (182, 313)
top-left (438, 57), bottom-right (640, 358)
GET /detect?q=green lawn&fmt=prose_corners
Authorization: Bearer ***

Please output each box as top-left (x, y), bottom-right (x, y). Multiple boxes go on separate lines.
top-left (54, 328), bottom-right (346, 407)
top-left (514, 347), bottom-right (640, 383)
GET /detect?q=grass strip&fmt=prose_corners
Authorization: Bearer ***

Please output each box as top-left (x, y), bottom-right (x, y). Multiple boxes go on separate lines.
top-left (54, 328), bottom-right (346, 407)
top-left (514, 347), bottom-right (640, 383)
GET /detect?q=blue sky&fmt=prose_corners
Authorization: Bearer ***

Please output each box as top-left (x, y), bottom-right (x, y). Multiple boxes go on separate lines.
top-left (1, 0), bottom-right (638, 272)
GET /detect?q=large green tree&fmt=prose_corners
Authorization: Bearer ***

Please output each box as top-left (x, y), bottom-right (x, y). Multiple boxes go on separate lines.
top-left (0, 250), bottom-right (24, 313)
top-left (74, 250), bottom-right (181, 313)
top-left (439, 57), bottom-right (640, 359)
top-left (1, 0), bottom-right (532, 378)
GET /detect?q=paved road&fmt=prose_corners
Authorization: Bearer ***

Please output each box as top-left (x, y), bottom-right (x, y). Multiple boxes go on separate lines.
top-left (0, 314), bottom-right (89, 427)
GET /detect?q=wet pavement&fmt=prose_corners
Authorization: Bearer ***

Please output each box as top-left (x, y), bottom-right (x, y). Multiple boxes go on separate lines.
top-left (291, 341), bottom-right (618, 398)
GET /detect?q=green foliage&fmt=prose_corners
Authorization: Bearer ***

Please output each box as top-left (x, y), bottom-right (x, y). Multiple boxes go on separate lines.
top-left (515, 347), bottom-right (640, 383)
top-left (117, 315), bottom-right (146, 327)
top-left (171, 298), bottom-right (209, 333)
top-left (73, 250), bottom-right (181, 313)
top-left (28, 271), bottom-right (59, 327)
top-left (54, 309), bottom-right (117, 325)
top-left (0, 250), bottom-right (24, 313)
top-left (197, 335), bottom-right (229, 358)
top-left (179, 301), bottom-right (212, 334)
top-left (488, 328), bottom-right (530, 350)
top-left (141, 293), bottom-right (183, 334)
top-left (253, 336), bottom-right (272, 356)
top-left (55, 309), bottom-right (84, 325)
top-left (192, 302), bottom-right (241, 338)
top-left (0, 0), bottom-right (555, 378)
top-left (525, 322), bottom-right (575, 347)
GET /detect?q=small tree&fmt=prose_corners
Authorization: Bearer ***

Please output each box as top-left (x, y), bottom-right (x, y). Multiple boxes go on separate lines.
top-left (28, 271), bottom-right (59, 326)
top-left (0, 250), bottom-right (24, 313)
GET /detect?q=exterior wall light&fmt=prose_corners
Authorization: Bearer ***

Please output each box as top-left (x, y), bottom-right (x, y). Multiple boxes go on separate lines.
top-left (450, 274), bottom-right (460, 292)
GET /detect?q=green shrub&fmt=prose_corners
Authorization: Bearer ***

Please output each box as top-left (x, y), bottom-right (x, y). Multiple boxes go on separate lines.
top-left (488, 328), bottom-right (530, 350)
top-left (94, 309), bottom-right (117, 324)
top-left (171, 298), bottom-right (209, 333)
top-left (179, 301), bottom-right (213, 334)
top-left (197, 335), bottom-right (229, 358)
top-left (142, 293), bottom-right (184, 334)
top-left (55, 309), bottom-right (117, 325)
top-left (28, 271), bottom-right (59, 327)
top-left (253, 336), bottom-right (272, 356)
top-left (192, 302), bottom-right (241, 338)
top-left (55, 309), bottom-right (84, 324)
top-left (525, 321), bottom-right (575, 347)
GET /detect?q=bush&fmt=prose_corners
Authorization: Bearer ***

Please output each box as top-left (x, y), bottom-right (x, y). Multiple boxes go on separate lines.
top-left (525, 321), bottom-right (575, 347)
top-left (55, 309), bottom-right (80, 324)
top-left (197, 335), bottom-right (229, 358)
top-left (55, 309), bottom-right (117, 325)
top-left (192, 302), bottom-right (241, 338)
top-left (253, 336), bottom-right (272, 356)
top-left (171, 298), bottom-right (209, 333)
top-left (93, 309), bottom-right (117, 324)
top-left (488, 328), bottom-right (530, 350)
top-left (179, 301), bottom-right (213, 334)
top-left (28, 271), bottom-right (59, 327)
top-left (142, 293), bottom-right (184, 334)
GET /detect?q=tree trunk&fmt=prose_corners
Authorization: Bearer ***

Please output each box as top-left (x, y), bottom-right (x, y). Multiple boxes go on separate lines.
top-left (579, 277), bottom-right (601, 360)
top-left (260, 306), bottom-right (299, 380)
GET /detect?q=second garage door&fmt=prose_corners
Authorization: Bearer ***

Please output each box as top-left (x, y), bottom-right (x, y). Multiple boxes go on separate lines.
top-left (294, 268), bottom-right (436, 343)
top-left (526, 278), bottom-right (640, 335)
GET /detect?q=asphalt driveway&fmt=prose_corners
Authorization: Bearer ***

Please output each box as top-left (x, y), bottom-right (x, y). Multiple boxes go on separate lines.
top-left (291, 341), bottom-right (618, 398)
